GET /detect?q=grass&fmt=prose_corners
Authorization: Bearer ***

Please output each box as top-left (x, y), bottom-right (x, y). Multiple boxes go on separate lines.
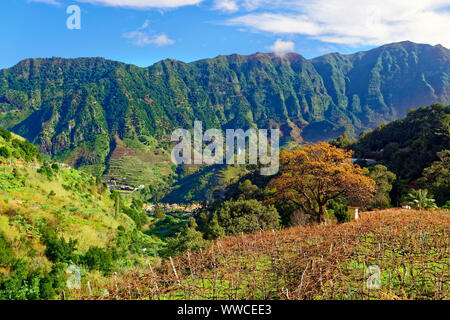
top-left (0, 164), bottom-right (132, 259)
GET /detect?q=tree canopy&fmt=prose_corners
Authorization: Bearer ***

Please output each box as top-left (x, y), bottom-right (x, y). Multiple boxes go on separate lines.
top-left (266, 142), bottom-right (375, 223)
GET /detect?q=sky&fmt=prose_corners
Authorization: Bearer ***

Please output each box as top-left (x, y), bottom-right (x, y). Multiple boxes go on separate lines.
top-left (1, 0), bottom-right (449, 69)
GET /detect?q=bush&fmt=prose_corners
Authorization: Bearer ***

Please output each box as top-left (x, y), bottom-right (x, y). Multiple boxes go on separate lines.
top-left (327, 199), bottom-right (349, 223)
top-left (0, 258), bottom-right (66, 300)
top-left (82, 247), bottom-right (113, 275)
top-left (122, 199), bottom-right (148, 230)
top-left (0, 129), bottom-right (11, 142)
top-left (204, 213), bottom-right (224, 240)
top-left (38, 276), bottom-right (55, 299)
top-left (44, 235), bottom-right (78, 263)
top-left (212, 199), bottom-right (280, 236)
top-left (0, 260), bottom-right (41, 300)
top-left (37, 166), bottom-right (53, 180)
top-left (165, 218), bottom-right (208, 255)
top-left (0, 232), bottom-right (14, 267)
top-left (0, 146), bottom-right (10, 158)
top-left (115, 226), bottom-right (151, 255)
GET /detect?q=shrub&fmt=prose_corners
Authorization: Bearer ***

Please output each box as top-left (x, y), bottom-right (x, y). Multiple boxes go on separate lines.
top-left (204, 213), bottom-right (224, 240)
top-left (0, 232), bottom-right (14, 267)
top-left (165, 218), bottom-right (208, 255)
top-left (0, 129), bottom-right (11, 141)
top-left (327, 199), bottom-right (349, 223)
top-left (38, 276), bottom-right (55, 299)
top-left (0, 260), bottom-right (41, 300)
top-left (44, 235), bottom-right (78, 263)
top-left (82, 247), bottom-right (113, 275)
top-left (212, 199), bottom-right (280, 236)
top-left (0, 146), bottom-right (10, 158)
top-left (37, 166), bottom-right (53, 180)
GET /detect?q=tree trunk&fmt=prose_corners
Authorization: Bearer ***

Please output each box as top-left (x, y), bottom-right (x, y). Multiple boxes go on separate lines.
top-left (318, 205), bottom-right (326, 224)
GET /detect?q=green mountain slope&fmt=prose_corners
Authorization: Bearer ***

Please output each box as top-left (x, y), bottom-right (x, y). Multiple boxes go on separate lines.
top-left (0, 130), bottom-right (162, 299)
top-left (352, 103), bottom-right (450, 179)
top-left (0, 41), bottom-right (448, 186)
top-left (350, 103), bottom-right (450, 206)
top-left (311, 41), bottom-right (450, 130)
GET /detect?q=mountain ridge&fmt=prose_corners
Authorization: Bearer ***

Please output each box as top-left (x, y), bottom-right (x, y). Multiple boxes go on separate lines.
top-left (0, 41), bottom-right (449, 182)
top-left (5, 41), bottom-right (446, 71)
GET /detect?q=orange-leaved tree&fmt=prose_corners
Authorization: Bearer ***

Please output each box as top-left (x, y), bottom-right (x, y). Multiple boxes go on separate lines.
top-left (265, 142), bottom-right (375, 223)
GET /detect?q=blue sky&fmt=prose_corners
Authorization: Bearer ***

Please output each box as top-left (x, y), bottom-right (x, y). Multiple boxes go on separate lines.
top-left (1, 0), bottom-right (449, 69)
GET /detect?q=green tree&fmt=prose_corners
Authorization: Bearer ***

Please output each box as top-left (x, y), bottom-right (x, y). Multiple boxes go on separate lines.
top-left (236, 179), bottom-right (262, 200)
top-left (82, 247), bottom-right (113, 275)
top-left (418, 150), bottom-right (450, 206)
top-left (213, 199), bottom-right (280, 236)
top-left (154, 206), bottom-right (165, 220)
top-left (0, 147), bottom-right (10, 158)
top-left (165, 217), bottom-right (208, 255)
top-left (329, 132), bottom-right (353, 148)
top-left (0, 129), bottom-right (12, 141)
top-left (44, 236), bottom-right (78, 263)
top-left (327, 199), bottom-right (349, 223)
top-left (204, 213), bottom-right (224, 240)
top-left (37, 166), bottom-right (53, 180)
top-left (368, 165), bottom-right (396, 209)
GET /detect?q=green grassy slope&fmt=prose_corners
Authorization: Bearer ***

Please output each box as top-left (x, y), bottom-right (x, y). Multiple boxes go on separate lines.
top-left (0, 130), bottom-right (163, 299)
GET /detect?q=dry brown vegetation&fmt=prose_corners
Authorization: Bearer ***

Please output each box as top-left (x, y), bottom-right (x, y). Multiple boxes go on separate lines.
top-left (76, 209), bottom-right (449, 300)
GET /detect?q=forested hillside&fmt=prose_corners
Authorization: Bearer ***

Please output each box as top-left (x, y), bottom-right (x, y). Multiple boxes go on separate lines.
top-left (350, 103), bottom-right (450, 205)
top-left (0, 41), bottom-right (448, 185)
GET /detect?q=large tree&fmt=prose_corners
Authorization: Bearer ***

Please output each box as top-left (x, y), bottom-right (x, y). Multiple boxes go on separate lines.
top-left (266, 142), bottom-right (375, 223)
top-left (418, 150), bottom-right (450, 206)
top-left (368, 165), bottom-right (396, 209)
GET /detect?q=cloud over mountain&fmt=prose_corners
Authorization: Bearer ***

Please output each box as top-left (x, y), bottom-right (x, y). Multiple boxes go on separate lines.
top-left (226, 0), bottom-right (450, 47)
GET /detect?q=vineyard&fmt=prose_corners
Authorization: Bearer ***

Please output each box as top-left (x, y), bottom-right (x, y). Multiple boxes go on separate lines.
top-left (76, 209), bottom-right (449, 300)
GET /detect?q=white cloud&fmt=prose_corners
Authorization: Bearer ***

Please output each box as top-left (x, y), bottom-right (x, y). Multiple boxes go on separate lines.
top-left (229, 13), bottom-right (320, 34)
top-left (212, 0), bottom-right (285, 12)
top-left (123, 20), bottom-right (175, 46)
top-left (268, 39), bottom-right (295, 55)
top-left (76, 0), bottom-right (203, 9)
top-left (27, 0), bottom-right (61, 6)
top-left (213, 0), bottom-right (239, 13)
top-left (225, 0), bottom-right (450, 47)
top-left (151, 33), bottom-right (175, 46)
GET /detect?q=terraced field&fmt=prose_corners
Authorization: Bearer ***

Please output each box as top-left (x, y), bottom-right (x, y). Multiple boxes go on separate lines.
top-left (103, 136), bottom-right (174, 187)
